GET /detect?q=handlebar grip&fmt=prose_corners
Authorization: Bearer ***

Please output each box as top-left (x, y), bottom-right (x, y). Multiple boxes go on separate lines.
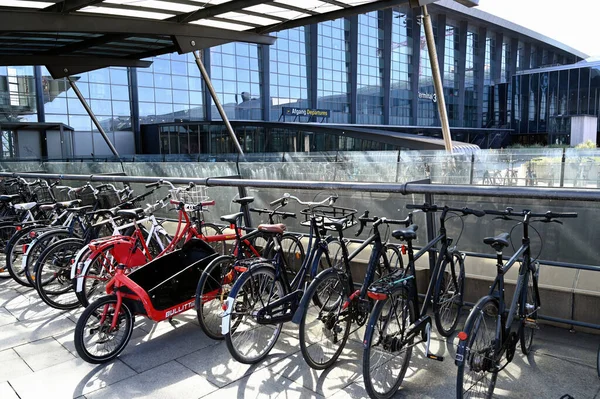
top-left (386, 218), bottom-right (410, 226)
top-left (484, 209), bottom-right (507, 216)
top-left (145, 182), bottom-right (160, 189)
top-left (406, 203), bottom-right (437, 212)
top-left (546, 211), bottom-right (578, 218)
top-left (465, 208), bottom-right (485, 217)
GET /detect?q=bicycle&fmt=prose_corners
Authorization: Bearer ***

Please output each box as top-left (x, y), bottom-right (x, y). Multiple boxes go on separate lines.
top-left (455, 207), bottom-right (577, 399)
top-left (222, 193), bottom-right (353, 364)
top-left (195, 202), bottom-right (304, 340)
top-left (361, 203), bottom-right (484, 399)
top-left (292, 210), bottom-right (406, 370)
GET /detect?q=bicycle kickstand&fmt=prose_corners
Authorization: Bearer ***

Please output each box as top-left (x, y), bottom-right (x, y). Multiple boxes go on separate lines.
top-left (424, 323), bottom-right (444, 362)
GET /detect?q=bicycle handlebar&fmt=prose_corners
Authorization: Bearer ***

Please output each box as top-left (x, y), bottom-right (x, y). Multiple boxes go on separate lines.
top-left (250, 207), bottom-right (296, 219)
top-left (145, 180), bottom-right (177, 190)
top-left (355, 210), bottom-right (412, 236)
top-left (484, 208), bottom-right (578, 220)
top-left (407, 203), bottom-right (485, 217)
top-left (275, 193), bottom-right (338, 207)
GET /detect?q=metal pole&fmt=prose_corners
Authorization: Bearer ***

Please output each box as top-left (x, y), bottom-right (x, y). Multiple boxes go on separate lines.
top-left (65, 75), bottom-right (119, 158)
top-left (192, 50), bottom-right (245, 157)
top-left (421, 5), bottom-right (453, 153)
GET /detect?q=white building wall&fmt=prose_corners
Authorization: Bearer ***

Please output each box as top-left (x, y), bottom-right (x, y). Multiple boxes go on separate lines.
top-left (570, 115), bottom-right (598, 146)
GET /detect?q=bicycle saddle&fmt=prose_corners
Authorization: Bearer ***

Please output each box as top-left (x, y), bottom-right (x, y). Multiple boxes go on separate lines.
top-left (392, 224), bottom-right (418, 241)
top-left (483, 232), bottom-right (510, 249)
top-left (116, 208), bottom-right (145, 220)
top-left (220, 212), bottom-right (244, 225)
top-left (257, 223), bottom-right (286, 234)
top-left (0, 194), bottom-right (20, 202)
top-left (232, 197), bottom-right (254, 206)
top-left (14, 202), bottom-right (37, 211)
top-left (41, 199), bottom-right (80, 211)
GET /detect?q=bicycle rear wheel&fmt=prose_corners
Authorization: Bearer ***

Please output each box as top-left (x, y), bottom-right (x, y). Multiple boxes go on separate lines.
top-left (75, 246), bottom-right (119, 308)
top-left (6, 227), bottom-right (37, 286)
top-left (200, 222), bottom-right (224, 255)
top-left (299, 270), bottom-right (351, 370)
top-left (520, 265), bottom-right (539, 355)
top-left (433, 252), bottom-right (465, 337)
top-left (0, 225), bottom-right (16, 278)
top-left (196, 255), bottom-right (235, 340)
top-left (35, 239), bottom-right (83, 310)
top-left (363, 287), bottom-right (414, 399)
top-left (456, 297), bottom-right (500, 399)
top-left (225, 265), bottom-right (285, 364)
top-left (25, 230), bottom-right (72, 286)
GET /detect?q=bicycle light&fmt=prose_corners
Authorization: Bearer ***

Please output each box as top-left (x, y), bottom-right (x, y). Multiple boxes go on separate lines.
top-left (457, 331), bottom-right (468, 341)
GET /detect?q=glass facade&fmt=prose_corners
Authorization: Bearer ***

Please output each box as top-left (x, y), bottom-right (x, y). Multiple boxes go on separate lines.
top-left (357, 11), bottom-right (384, 124)
top-left (269, 28), bottom-right (309, 121)
top-left (390, 6), bottom-right (412, 125)
top-left (137, 53), bottom-right (204, 125)
top-left (512, 62), bottom-right (600, 144)
top-left (0, 7), bottom-right (583, 156)
top-left (211, 42), bottom-right (262, 121)
top-left (317, 18), bottom-right (351, 123)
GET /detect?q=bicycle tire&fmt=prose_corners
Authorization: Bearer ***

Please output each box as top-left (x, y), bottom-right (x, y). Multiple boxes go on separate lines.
top-left (456, 297), bottom-right (500, 399)
top-left (35, 238), bottom-right (84, 310)
top-left (433, 252), bottom-right (465, 337)
top-left (520, 266), bottom-right (539, 355)
top-left (363, 287), bottom-right (415, 399)
top-left (0, 224), bottom-right (17, 278)
top-left (299, 270), bottom-right (351, 370)
top-left (24, 229), bottom-right (72, 286)
top-left (597, 345), bottom-right (600, 378)
top-left (6, 226), bottom-right (45, 287)
top-left (74, 295), bottom-right (134, 364)
top-left (196, 255), bottom-right (235, 340)
top-left (225, 264), bottom-right (286, 364)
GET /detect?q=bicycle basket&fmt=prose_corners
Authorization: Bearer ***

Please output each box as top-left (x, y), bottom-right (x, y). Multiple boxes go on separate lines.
top-left (3, 181), bottom-right (23, 195)
top-left (97, 187), bottom-right (123, 209)
top-left (32, 184), bottom-right (55, 204)
top-left (172, 185), bottom-right (210, 205)
top-left (300, 205), bottom-right (358, 231)
top-left (76, 186), bottom-right (97, 207)
top-left (52, 186), bottom-right (72, 202)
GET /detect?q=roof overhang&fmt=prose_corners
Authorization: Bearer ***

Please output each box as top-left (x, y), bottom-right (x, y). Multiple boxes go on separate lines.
top-left (0, 0), bottom-right (428, 78)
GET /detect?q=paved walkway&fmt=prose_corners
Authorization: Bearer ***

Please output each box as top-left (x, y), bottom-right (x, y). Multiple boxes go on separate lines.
top-left (1, 277), bottom-right (599, 399)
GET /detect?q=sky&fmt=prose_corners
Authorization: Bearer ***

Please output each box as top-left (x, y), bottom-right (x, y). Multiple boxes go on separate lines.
top-left (476, 0), bottom-right (598, 57)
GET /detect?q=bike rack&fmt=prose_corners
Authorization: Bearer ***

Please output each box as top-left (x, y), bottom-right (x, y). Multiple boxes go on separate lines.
top-left (2, 170), bottom-right (600, 331)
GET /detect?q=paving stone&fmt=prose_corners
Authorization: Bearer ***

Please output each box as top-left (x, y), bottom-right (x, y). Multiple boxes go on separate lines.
top-left (86, 361), bottom-right (218, 399)
top-left (0, 307), bottom-right (18, 326)
top-left (0, 348), bottom-right (33, 382)
top-left (9, 358), bottom-right (137, 399)
top-left (199, 366), bottom-right (323, 399)
top-left (118, 317), bottom-right (218, 373)
top-left (13, 337), bottom-right (76, 371)
top-left (0, 314), bottom-right (76, 351)
top-left (177, 332), bottom-right (300, 388)
top-left (0, 381), bottom-right (19, 399)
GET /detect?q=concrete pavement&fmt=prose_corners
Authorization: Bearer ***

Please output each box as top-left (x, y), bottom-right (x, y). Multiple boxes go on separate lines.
top-left (0, 277), bottom-right (599, 399)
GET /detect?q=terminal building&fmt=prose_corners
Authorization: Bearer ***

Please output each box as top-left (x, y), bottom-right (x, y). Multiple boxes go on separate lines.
top-left (0, 0), bottom-right (591, 157)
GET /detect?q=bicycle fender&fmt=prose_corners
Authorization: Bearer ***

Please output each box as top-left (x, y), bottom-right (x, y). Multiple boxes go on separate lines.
top-left (455, 295), bottom-right (498, 366)
top-left (70, 244), bottom-right (92, 280)
top-left (291, 267), bottom-right (339, 325)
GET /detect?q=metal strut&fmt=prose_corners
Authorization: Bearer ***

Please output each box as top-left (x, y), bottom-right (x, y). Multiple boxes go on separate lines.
top-left (422, 5), bottom-right (453, 153)
top-left (66, 74), bottom-right (120, 158)
top-left (192, 50), bottom-right (245, 157)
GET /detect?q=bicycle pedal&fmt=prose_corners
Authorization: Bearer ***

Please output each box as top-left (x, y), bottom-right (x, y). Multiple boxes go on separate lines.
top-left (524, 318), bottom-right (539, 329)
top-left (426, 353), bottom-right (444, 362)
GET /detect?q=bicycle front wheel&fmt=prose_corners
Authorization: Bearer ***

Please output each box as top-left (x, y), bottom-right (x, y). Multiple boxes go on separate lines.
top-left (225, 265), bottom-right (285, 364)
top-left (76, 246), bottom-right (118, 308)
top-left (363, 287), bottom-right (415, 399)
top-left (74, 295), bottom-right (134, 364)
top-left (433, 252), bottom-right (465, 337)
top-left (299, 271), bottom-right (351, 370)
top-left (520, 266), bottom-right (539, 355)
top-left (196, 255), bottom-right (235, 340)
top-left (456, 298), bottom-right (499, 399)
top-left (0, 224), bottom-right (16, 278)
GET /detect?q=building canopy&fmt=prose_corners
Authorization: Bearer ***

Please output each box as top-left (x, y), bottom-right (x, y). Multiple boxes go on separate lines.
top-left (0, 0), bottom-right (414, 78)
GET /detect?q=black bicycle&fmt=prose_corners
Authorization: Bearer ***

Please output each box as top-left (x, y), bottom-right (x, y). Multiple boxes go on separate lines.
top-left (361, 203), bottom-right (484, 399)
top-left (455, 207), bottom-right (577, 399)
top-left (292, 210), bottom-right (406, 370)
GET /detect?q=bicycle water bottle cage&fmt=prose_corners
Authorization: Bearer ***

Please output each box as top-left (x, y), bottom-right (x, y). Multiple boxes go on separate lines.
top-left (391, 225), bottom-right (418, 242)
top-left (483, 232), bottom-right (510, 252)
top-left (232, 197), bottom-right (254, 206)
top-left (367, 268), bottom-right (414, 300)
